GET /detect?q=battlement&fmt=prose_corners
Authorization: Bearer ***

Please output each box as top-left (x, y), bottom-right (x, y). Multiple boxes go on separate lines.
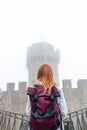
top-left (1, 42), bottom-right (87, 113)
top-left (0, 81), bottom-right (27, 113)
top-left (62, 79), bottom-right (72, 88)
top-left (7, 83), bottom-right (15, 92)
top-left (4, 81), bottom-right (27, 93)
top-left (0, 79), bottom-right (87, 113)
top-left (77, 79), bottom-right (87, 88)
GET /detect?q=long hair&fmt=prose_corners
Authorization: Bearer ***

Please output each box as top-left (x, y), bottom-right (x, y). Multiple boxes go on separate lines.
top-left (34, 64), bottom-right (57, 93)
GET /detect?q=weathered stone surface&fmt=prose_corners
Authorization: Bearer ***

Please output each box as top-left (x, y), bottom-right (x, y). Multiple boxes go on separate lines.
top-left (0, 43), bottom-right (87, 113)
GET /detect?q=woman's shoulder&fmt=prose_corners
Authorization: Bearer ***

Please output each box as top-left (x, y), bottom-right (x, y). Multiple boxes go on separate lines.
top-left (55, 85), bottom-right (62, 90)
top-left (52, 86), bottom-right (60, 93)
top-left (55, 86), bottom-right (64, 94)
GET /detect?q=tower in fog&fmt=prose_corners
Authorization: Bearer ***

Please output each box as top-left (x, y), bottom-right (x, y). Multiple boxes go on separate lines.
top-left (27, 42), bottom-right (60, 85)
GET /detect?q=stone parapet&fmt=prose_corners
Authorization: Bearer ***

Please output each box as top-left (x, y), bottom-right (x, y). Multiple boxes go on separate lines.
top-left (0, 79), bottom-right (87, 113)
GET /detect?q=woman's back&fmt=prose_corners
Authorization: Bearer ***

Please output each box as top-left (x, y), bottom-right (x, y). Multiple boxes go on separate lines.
top-left (26, 64), bottom-right (67, 130)
top-left (27, 85), bottom-right (60, 130)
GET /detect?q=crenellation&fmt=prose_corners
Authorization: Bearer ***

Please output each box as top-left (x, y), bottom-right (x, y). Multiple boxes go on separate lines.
top-left (1, 42), bottom-right (87, 113)
top-left (62, 79), bottom-right (72, 89)
top-left (77, 79), bottom-right (87, 88)
top-left (18, 82), bottom-right (27, 113)
top-left (7, 83), bottom-right (15, 92)
top-left (0, 79), bottom-right (87, 113)
top-left (0, 82), bottom-right (27, 113)
top-left (18, 82), bottom-right (27, 91)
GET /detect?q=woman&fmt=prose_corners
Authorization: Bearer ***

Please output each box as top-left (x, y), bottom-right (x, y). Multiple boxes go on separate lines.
top-left (26, 64), bottom-right (67, 130)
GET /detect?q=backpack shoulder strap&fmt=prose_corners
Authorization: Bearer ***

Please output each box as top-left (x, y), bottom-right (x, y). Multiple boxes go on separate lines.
top-left (27, 85), bottom-right (38, 112)
top-left (50, 86), bottom-right (60, 98)
top-left (48, 86), bottom-right (60, 113)
top-left (31, 85), bottom-right (38, 112)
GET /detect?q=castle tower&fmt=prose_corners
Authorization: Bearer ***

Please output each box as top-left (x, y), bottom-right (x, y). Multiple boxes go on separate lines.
top-left (27, 42), bottom-right (60, 86)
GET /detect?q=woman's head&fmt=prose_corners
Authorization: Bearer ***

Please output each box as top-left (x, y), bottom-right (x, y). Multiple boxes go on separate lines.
top-left (37, 64), bottom-right (53, 81)
top-left (34, 64), bottom-right (57, 92)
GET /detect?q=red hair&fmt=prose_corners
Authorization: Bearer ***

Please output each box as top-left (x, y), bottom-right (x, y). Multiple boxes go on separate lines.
top-left (34, 64), bottom-right (57, 93)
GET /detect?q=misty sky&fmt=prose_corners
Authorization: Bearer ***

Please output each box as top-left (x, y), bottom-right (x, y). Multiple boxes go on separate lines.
top-left (0, 0), bottom-right (87, 90)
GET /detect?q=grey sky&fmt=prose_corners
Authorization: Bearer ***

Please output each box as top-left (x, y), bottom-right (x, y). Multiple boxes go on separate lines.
top-left (0, 0), bottom-right (87, 90)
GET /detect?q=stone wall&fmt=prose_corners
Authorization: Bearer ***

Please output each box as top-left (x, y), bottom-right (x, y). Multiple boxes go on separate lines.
top-left (0, 82), bottom-right (27, 114)
top-left (62, 79), bottom-right (87, 112)
top-left (0, 79), bottom-right (87, 113)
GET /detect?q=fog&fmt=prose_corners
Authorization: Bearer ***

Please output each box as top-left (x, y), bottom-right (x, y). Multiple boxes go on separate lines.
top-left (0, 0), bottom-right (87, 90)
